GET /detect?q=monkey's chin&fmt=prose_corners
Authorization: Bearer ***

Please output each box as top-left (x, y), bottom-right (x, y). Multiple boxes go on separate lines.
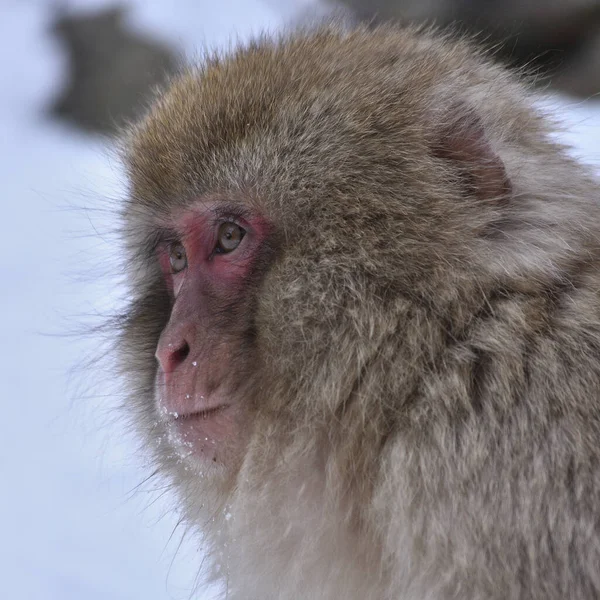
top-left (164, 405), bottom-right (237, 464)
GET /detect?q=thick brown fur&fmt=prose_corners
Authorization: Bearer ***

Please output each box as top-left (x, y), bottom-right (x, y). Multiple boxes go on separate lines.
top-left (119, 24), bottom-right (600, 599)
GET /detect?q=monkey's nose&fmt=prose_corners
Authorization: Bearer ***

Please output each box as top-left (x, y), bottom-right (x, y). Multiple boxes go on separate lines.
top-left (155, 336), bottom-right (191, 375)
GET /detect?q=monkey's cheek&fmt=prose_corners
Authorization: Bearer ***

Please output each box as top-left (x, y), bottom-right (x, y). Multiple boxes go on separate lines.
top-left (166, 405), bottom-right (240, 464)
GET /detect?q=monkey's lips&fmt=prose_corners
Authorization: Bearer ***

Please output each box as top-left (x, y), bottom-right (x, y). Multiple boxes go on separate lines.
top-left (164, 403), bottom-right (236, 462)
top-left (174, 406), bottom-right (228, 420)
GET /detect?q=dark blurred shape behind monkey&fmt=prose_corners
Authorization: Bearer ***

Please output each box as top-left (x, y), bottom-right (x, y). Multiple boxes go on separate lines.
top-left (331, 0), bottom-right (600, 97)
top-left (118, 24), bottom-right (600, 600)
top-left (50, 5), bottom-right (178, 135)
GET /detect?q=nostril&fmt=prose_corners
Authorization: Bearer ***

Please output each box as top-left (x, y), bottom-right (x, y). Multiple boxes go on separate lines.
top-left (172, 342), bottom-right (190, 366)
top-left (157, 338), bottom-right (191, 374)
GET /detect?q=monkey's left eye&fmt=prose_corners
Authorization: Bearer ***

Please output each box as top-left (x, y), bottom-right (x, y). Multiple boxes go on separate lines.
top-left (169, 242), bottom-right (187, 273)
top-left (215, 222), bottom-right (246, 254)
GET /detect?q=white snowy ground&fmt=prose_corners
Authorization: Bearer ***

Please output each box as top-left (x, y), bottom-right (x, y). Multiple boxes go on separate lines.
top-left (0, 2), bottom-right (598, 599)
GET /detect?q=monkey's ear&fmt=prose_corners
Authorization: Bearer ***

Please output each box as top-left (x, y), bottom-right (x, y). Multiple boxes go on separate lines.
top-left (433, 104), bottom-right (512, 204)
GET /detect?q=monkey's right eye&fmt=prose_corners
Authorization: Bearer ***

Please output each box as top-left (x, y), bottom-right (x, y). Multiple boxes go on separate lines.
top-left (168, 243), bottom-right (187, 273)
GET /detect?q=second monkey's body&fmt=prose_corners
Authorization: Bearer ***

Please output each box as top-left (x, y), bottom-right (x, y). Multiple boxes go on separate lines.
top-left (122, 26), bottom-right (600, 600)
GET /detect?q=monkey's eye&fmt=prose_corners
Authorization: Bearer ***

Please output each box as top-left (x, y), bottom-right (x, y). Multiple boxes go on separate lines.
top-left (169, 242), bottom-right (187, 273)
top-left (215, 222), bottom-right (246, 254)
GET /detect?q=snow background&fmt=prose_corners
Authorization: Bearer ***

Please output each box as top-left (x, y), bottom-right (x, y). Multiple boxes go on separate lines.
top-left (0, 1), bottom-right (598, 599)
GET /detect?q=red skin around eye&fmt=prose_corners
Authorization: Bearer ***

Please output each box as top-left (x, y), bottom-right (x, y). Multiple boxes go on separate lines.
top-left (153, 199), bottom-right (270, 464)
top-left (157, 202), bottom-right (270, 291)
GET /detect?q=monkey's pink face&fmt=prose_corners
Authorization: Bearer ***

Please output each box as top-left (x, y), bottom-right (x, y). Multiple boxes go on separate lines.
top-left (153, 200), bottom-right (270, 465)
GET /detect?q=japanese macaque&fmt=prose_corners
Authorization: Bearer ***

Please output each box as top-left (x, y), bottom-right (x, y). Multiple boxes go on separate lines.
top-left (119, 25), bottom-right (600, 600)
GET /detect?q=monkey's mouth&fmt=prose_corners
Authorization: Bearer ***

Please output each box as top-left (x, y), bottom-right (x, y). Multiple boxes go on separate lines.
top-left (164, 403), bottom-right (237, 463)
top-left (171, 405), bottom-right (229, 420)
